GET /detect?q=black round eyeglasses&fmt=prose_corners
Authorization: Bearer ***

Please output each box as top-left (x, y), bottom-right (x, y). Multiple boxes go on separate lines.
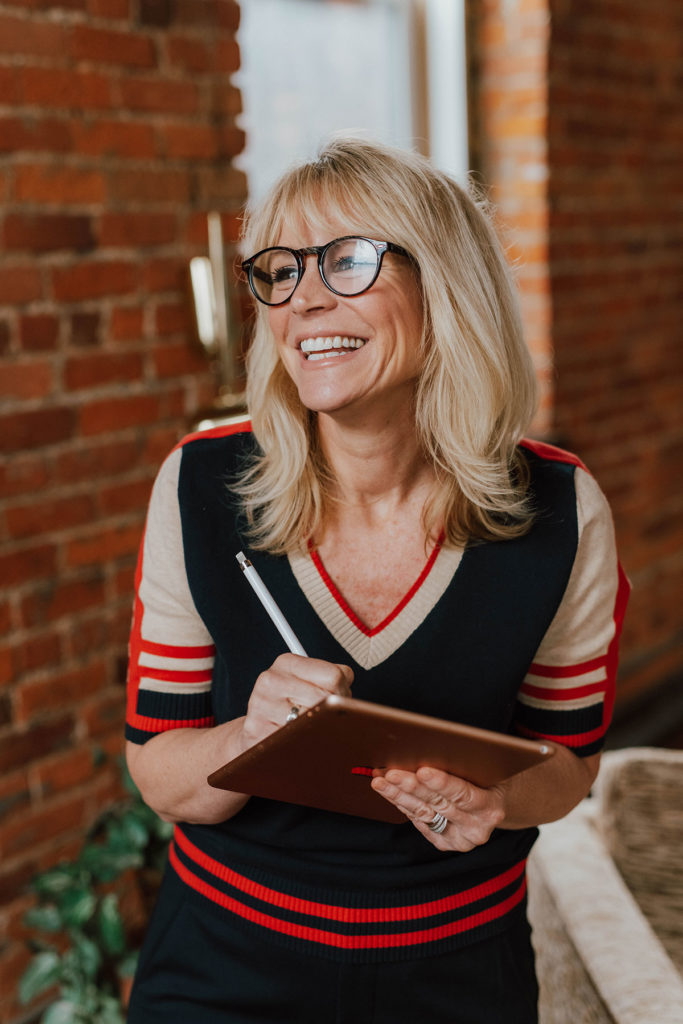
top-left (241, 235), bottom-right (413, 307)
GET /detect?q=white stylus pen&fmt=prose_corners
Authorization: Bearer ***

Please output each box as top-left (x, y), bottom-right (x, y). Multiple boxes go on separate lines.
top-left (236, 551), bottom-right (308, 657)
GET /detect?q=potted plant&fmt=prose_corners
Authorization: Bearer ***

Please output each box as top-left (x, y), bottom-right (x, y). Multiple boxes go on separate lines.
top-left (18, 761), bottom-right (172, 1024)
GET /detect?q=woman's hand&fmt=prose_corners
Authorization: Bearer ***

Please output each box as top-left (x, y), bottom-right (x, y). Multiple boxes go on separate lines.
top-left (371, 767), bottom-right (506, 852)
top-left (239, 653), bottom-right (354, 753)
top-left (371, 746), bottom-right (601, 850)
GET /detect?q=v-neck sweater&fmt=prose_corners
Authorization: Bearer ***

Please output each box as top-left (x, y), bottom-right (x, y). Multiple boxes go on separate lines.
top-left (126, 423), bottom-right (629, 963)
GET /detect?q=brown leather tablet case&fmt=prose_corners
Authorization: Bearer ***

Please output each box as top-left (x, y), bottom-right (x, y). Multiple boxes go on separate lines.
top-left (207, 695), bottom-right (554, 823)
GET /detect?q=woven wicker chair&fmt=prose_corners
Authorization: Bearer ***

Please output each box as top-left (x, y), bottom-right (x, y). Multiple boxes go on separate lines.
top-left (528, 747), bottom-right (683, 1024)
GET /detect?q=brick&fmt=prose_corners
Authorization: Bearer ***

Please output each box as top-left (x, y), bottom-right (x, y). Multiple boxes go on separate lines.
top-left (6, 493), bottom-right (96, 541)
top-left (0, 116), bottom-right (72, 154)
top-left (0, 265), bottom-right (43, 304)
top-left (88, 0), bottom-right (131, 14)
top-left (1, 360), bottom-right (54, 401)
top-left (52, 260), bottom-right (137, 301)
top-left (154, 301), bottom-right (191, 337)
top-left (0, 603), bottom-right (11, 637)
top-left (65, 523), bottom-right (143, 567)
top-left (54, 438), bottom-right (139, 484)
top-left (19, 314), bottom-right (59, 352)
top-left (99, 211), bottom-right (177, 248)
top-left (138, 0), bottom-right (173, 27)
top-left (82, 689), bottom-right (126, 738)
top-left (0, 859), bottom-right (37, 908)
top-left (0, 453), bottom-right (50, 499)
top-left (63, 351), bottom-right (144, 390)
top-left (0, 406), bottom-right (76, 454)
top-left (20, 66), bottom-right (113, 111)
top-left (0, 770), bottom-right (30, 824)
top-left (216, 38), bottom-right (240, 74)
top-left (119, 76), bottom-right (200, 115)
top-left (159, 122), bottom-right (218, 160)
top-left (69, 311), bottom-right (101, 347)
top-left (16, 661), bottom-right (106, 722)
top-left (4, 213), bottom-right (95, 253)
top-left (35, 747), bottom-right (95, 796)
top-left (0, 14), bottom-right (67, 58)
top-left (0, 792), bottom-right (89, 859)
top-left (0, 545), bottom-right (58, 587)
top-left (110, 167), bottom-right (191, 204)
top-left (79, 393), bottom-right (162, 435)
top-left (142, 257), bottom-right (185, 293)
top-left (21, 574), bottom-right (106, 628)
top-left (152, 340), bottom-right (206, 377)
top-left (14, 631), bottom-right (62, 676)
top-left (13, 164), bottom-right (107, 204)
top-left (0, 646), bottom-right (13, 687)
top-left (0, 318), bottom-right (10, 355)
top-left (0, 715), bottom-right (74, 775)
top-left (99, 476), bottom-right (153, 516)
top-left (110, 305), bottom-right (144, 340)
top-left (64, 614), bottom-right (110, 660)
top-left (69, 24), bottom-right (156, 67)
top-left (166, 35), bottom-right (212, 73)
top-left (71, 119), bottom-right (156, 158)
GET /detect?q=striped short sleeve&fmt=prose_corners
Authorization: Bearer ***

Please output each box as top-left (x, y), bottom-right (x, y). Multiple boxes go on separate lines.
top-left (513, 466), bottom-right (630, 757)
top-left (126, 446), bottom-right (216, 745)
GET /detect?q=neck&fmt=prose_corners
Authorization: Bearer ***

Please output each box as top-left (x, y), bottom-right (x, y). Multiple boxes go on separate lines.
top-left (316, 404), bottom-right (436, 526)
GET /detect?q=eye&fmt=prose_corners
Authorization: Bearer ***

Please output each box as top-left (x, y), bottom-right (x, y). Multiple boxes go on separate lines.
top-left (271, 264), bottom-right (298, 284)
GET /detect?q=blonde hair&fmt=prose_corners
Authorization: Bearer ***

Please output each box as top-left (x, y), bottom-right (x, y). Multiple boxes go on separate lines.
top-left (237, 137), bottom-right (538, 553)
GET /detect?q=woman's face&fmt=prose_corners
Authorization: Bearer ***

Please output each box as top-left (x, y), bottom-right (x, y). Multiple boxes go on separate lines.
top-left (268, 216), bottom-right (424, 423)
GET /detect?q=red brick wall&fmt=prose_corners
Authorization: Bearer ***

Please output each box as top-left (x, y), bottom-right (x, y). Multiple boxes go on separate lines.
top-left (470, 0), bottom-right (683, 712)
top-left (547, 0), bottom-right (683, 706)
top-left (0, 2), bottom-right (245, 1019)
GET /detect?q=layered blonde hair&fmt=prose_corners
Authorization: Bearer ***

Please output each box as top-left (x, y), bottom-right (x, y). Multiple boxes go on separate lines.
top-left (236, 138), bottom-right (538, 553)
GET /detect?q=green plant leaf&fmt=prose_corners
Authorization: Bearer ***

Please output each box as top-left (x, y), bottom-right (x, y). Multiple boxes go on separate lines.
top-left (98, 894), bottom-right (126, 956)
top-left (19, 950), bottom-right (62, 1004)
top-left (118, 950), bottom-right (139, 979)
top-left (69, 933), bottom-right (101, 981)
top-left (119, 811), bottom-right (149, 850)
top-left (58, 886), bottom-right (96, 928)
top-left (33, 866), bottom-right (78, 897)
top-left (41, 1000), bottom-right (80, 1024)
top-left (24, 905), bottom-right (64, 932)
top-left (98, 995), bottom-right (126, 1024)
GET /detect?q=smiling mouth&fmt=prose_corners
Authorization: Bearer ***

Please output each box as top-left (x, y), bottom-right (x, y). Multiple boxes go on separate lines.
top-left (299, 336), bottom-right (367, 361)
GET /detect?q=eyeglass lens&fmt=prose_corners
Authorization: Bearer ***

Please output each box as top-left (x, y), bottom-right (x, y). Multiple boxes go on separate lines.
top-left (250, 237), bottom-right (380, 304)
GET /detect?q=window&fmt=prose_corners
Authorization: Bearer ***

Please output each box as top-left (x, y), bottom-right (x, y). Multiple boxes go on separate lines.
top-left (235, 0), bottom-right (468, 200)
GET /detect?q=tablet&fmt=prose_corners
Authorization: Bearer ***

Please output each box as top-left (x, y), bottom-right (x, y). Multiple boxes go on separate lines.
top-left (207, 695), bottom-right (554, 823)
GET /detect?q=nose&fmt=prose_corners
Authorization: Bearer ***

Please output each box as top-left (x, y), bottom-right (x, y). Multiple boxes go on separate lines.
top-left (290, 254), bottom-right (336, 313)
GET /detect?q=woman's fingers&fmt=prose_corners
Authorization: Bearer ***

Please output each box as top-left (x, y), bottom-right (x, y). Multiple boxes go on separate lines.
top-left (371, 766), bottom-right (505, 852)
top-left (241, 655), bottom-right (354, 749)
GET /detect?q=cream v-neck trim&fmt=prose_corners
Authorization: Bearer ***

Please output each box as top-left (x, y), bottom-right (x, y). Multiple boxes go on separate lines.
top-left (287, 544), bottom-right (463, 669)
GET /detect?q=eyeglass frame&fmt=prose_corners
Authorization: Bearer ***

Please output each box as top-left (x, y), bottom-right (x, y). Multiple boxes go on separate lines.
top-left (241, 235), bottom-right (414, 307)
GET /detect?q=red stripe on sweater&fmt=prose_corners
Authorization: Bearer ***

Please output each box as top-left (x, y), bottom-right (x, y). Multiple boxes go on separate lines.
top-left (309, 536), bottom-right (443, 639)
top-left (519, 680), bottom-right (606, 703)
top-left (174, 826), bottom-right (525, 924)
top-left (527, 654), bottom-right (607, 678)
top-left (141, 639), bottom-right (216, 658)
top-left (169, 843), bottom-right (527, 949)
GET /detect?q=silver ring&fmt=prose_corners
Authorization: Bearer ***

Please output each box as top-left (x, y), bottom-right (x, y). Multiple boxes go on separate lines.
top-left (286, 705), bottom-right (300, 723)
top-left (427, 811), bottom-right (448, 834)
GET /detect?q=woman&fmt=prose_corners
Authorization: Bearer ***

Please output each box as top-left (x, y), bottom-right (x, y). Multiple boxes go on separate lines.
top-left (126, 138), bottom-right (629, 1022)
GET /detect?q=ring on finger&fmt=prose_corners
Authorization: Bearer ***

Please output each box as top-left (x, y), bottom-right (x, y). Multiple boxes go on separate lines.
top-left (427, 811), bottom-right (448, 834)
top-left (286, 704), bottom-right (300, 723)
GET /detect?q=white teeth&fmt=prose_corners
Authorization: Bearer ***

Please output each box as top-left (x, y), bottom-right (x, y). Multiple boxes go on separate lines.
top-left (300, 336), bottom-right (366, 357)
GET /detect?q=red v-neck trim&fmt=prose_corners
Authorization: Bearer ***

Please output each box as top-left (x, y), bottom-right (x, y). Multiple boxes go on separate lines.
top-left (308, 536), bottom-right (444, 638)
